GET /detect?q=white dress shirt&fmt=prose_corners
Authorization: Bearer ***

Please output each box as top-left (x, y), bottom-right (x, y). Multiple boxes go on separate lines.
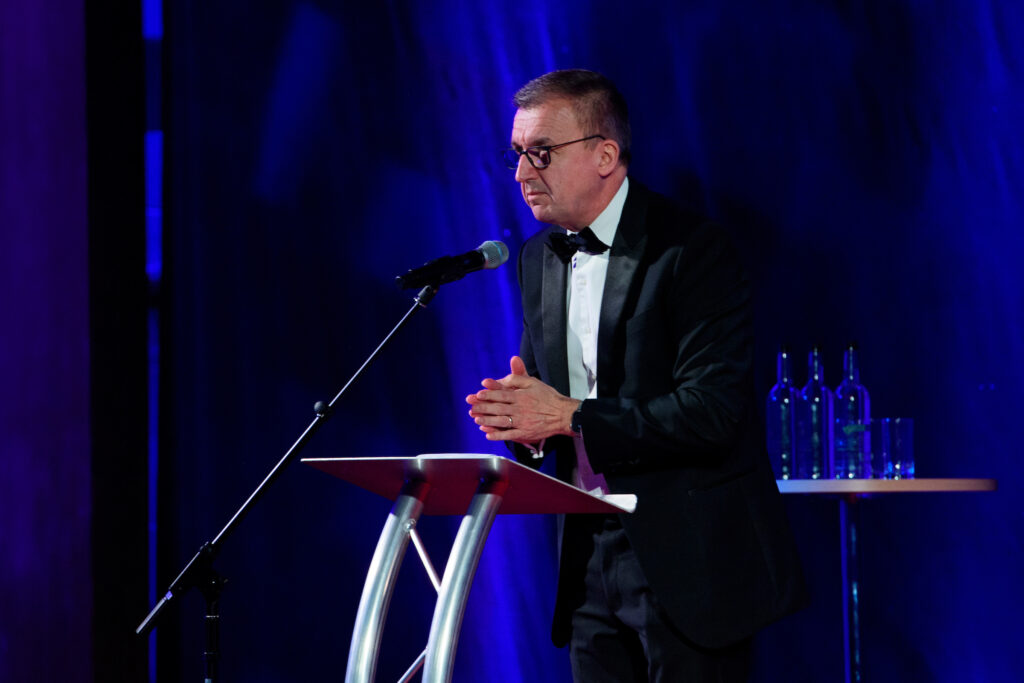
top-left (567, 177), bottom-right (629, 494)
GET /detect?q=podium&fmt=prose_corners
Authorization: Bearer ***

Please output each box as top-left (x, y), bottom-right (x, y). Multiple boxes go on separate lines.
top-left (304, 454), bottom-right (636, 683)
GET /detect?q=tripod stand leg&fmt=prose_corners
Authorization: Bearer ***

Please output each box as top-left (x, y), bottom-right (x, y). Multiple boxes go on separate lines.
top-left (197, 571), bottom-right (227, 683)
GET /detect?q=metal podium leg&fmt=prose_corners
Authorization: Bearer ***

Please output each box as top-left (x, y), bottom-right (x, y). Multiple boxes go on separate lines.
top-left (422, 478), bottom-right (508, 683)
top-left (346, 480), bottom-right (430, 683)
top-left (839, 496), bottom-right (862, 683)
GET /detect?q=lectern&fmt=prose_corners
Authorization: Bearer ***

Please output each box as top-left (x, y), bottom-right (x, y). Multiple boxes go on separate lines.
top-left (304, 454), bottom-right (636, 683)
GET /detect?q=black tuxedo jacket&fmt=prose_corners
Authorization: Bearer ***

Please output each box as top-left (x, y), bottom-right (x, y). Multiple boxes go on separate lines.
top-left (514, 179), bottom-right (807, 649)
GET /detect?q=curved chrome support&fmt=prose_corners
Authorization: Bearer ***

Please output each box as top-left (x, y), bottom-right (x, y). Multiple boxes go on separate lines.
top-left (345, 479), bottom-right (429, 683)
top-left (422, 476), bottom-right (508, 683)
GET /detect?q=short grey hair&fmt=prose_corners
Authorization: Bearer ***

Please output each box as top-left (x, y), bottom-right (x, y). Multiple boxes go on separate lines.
top-left (513, 69), bottom-right (631, 166)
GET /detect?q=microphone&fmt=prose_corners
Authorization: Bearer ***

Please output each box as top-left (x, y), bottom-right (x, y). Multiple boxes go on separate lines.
top-left (396, 240), bottom-right (509, 290)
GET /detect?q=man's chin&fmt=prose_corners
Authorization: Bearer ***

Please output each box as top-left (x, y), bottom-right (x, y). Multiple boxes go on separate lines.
top-left (529, 205), bottom-right (557, 223)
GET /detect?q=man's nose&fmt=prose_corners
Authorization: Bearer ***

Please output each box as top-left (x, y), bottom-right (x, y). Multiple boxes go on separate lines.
top-left (514, 154), bottom-right (536, 182)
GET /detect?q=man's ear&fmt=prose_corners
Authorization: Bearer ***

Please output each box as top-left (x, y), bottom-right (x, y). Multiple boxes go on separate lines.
top-left (596, 138), bottom-right (621, 177)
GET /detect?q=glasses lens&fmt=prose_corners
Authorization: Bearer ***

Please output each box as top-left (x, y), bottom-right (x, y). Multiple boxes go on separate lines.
top-left (528, 148), bottom-right (550, 169)
top-left (502, 149), bottom-right (522, 169)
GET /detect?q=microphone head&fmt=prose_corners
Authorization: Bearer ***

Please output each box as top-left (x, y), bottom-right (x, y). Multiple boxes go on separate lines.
top-left (478, 240), bottom-right (510, 270)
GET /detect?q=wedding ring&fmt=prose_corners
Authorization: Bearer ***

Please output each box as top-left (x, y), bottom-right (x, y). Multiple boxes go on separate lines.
top-left (507, 415), bottom-right (514, 427)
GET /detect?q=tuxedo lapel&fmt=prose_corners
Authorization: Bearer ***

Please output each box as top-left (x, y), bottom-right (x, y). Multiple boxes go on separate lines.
top-left (541, 237), bottom-right (571, 396)
top-left (597, 181), bottom-right (648, 396)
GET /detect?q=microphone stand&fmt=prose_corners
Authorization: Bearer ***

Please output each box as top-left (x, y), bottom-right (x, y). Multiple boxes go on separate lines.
top-left (136, 285), bottom-right (440, 682)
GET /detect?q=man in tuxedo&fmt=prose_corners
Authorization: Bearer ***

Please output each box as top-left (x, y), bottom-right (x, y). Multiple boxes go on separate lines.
top-left (466, 69), bottom-right (806, 682)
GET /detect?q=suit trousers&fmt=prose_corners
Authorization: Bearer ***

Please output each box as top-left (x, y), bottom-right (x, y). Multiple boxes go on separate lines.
top-left (569, 517), bottom-right (753, 682)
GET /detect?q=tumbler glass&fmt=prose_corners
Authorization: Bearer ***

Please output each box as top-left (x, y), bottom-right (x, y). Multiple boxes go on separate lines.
top-left (881, 417), bottom-right (914, 479)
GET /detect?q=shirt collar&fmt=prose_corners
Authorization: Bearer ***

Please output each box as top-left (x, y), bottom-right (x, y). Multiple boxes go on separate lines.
top-left (570, 176), bottom-right (629, 248)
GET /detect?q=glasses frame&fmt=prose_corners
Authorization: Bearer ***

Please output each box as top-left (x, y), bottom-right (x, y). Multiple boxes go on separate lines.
top-left (503, 134), bottom-right (606, 170)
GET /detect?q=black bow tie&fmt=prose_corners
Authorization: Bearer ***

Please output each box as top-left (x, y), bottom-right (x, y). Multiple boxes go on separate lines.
top-left (546, 227), bottom-right (610, 264)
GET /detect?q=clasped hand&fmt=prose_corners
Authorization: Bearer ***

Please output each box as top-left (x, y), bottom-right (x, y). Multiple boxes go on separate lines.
top-left (465, 356), bottom-right (579, 445)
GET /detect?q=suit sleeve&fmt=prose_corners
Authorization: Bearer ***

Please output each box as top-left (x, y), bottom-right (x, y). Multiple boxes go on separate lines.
top-left (580, 221), bottom-right (756, 475)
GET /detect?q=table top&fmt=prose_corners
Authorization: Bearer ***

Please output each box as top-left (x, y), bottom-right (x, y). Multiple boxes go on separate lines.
top-left (777, 478), bottom-right (997, 495)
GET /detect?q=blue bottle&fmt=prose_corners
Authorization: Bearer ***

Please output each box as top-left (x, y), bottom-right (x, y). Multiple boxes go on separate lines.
top-left (766, 346), bottom-right (797, 480)
top-left (834, 343), bottom-right (871, 478)
top-left (796, 346), bottom-right (833, 479)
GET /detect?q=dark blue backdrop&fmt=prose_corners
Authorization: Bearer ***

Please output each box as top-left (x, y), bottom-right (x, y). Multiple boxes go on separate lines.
top-left (4, 1), bottom-right (1020, 681)
top-left (162, 1), bottom-right (1022, 680)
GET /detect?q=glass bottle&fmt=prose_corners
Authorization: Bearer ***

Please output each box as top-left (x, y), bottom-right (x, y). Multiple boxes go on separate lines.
top-left (834, 343), bottom-right (871, 478)
top-left (796, 346), bottom-right (833, 479)
top-left (766, 346), bottom-right (797, 479)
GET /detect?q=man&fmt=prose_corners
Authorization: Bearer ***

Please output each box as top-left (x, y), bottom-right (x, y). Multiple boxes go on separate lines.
top-left (466, 69), bottom-right (806, 682)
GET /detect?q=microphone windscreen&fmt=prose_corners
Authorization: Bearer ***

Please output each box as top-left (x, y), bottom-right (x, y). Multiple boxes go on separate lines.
top-left (478, 240), bottom-right (510, 270)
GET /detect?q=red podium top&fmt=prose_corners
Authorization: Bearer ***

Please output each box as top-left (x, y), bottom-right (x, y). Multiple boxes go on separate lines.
top-left (304, 453), bottom-right (637, 516)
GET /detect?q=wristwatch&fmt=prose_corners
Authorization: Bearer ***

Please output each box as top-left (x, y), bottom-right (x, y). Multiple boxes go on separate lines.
top-left (570, 401), bottom-right (585, 435)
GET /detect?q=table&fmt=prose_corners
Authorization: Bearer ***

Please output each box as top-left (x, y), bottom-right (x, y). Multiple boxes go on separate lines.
top-left (777, 478), bottom-right (997, 683)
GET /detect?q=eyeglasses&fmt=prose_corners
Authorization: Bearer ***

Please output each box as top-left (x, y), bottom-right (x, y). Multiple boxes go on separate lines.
top-left (502, 135), bottom-right (605, 170)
